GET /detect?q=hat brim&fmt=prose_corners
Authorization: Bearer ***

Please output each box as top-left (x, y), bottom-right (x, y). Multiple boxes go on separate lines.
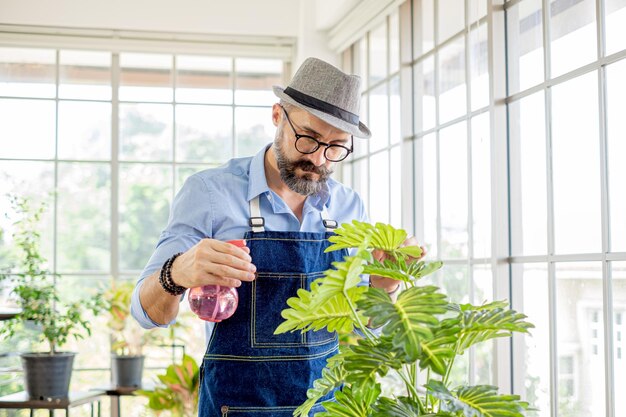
top-left (273, 86), bottom-right (371, 139)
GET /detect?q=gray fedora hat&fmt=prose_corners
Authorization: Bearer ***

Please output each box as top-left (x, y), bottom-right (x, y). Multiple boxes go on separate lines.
top-left (273, 57), bottom-right (371, 139)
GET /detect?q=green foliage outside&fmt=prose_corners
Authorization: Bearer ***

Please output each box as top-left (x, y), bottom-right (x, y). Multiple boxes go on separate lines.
top-left (0, 195), bottom-right (104, 354)
top-left (275, 221), bottom-right (535, 417)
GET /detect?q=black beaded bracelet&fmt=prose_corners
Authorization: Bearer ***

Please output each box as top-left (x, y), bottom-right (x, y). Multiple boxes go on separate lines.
top-left (159, 252), bottom-right (186, 296)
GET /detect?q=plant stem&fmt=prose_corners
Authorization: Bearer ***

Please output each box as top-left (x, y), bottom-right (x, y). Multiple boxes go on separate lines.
top-left (442, 340), bottom-right (460, 386)
top-left (397, 369), bottom-right (425, 414)
top-left (344, 290), bottom-right (376, 343)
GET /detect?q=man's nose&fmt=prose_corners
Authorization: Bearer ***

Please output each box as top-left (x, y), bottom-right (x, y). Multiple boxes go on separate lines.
top-left (307, 146), bottom-right (327, 167)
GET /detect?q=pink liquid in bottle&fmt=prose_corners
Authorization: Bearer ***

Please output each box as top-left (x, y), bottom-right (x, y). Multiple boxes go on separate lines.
top-left (187, 239), bottom-right (245, 322)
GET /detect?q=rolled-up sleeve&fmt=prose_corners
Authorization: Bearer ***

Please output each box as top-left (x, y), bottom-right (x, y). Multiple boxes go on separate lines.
top-left (130, 174), bottom-right (213, 329)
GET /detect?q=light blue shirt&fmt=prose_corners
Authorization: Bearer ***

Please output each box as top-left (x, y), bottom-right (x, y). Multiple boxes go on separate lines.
top-left (131, 144), bottom-right (368, 333)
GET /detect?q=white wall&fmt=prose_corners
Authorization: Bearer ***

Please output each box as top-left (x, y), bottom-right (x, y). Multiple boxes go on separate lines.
top-left (0, 0), bottom-right (300, 37)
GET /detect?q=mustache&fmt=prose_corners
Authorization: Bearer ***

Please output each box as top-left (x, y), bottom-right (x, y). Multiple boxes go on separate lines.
top-left (291, 160), bottom-right (333, 176)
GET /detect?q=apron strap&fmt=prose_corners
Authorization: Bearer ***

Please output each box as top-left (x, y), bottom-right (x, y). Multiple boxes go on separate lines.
top-left (248, 195), bottom-right (266, 233)
top-left (321, 205), bottom-right (338, 232)
top-left (248, 194), bottom-right (338, 233)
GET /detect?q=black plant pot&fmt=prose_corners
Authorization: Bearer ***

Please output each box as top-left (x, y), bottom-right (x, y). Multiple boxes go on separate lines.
top-left (111, 354), bottom-right (144, 388)
top-left (21, 352), bottom-right (75, 399)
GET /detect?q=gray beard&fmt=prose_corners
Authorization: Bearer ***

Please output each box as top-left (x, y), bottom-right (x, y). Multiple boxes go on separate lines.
top-left (273, 135), bottom-right (333, 196)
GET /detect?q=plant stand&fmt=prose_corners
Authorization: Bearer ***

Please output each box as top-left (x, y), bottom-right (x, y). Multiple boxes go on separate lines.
top-left (0, 390), bottom-right (105, 416)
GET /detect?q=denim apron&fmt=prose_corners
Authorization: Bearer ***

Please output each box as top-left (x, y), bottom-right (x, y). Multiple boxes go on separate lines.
top-left (198, 195), bottom-right (345, 417)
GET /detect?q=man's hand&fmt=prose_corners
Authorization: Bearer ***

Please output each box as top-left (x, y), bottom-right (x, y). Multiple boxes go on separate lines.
top-left (369, 236), bottom-right (427, 293)
top-left (170, 239), bottom-right (257, 289)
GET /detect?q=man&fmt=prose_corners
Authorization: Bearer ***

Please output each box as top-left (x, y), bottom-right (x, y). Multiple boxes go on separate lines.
top-left (131, 57), bottom-right (415, 416)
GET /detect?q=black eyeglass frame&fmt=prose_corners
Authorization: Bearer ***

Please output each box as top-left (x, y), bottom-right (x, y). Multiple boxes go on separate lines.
top-left (280, 105), bottom-right (353, 162)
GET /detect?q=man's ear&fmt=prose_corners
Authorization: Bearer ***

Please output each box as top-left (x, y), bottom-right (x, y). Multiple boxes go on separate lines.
top-left (271, 103), bottom-right (282, 127)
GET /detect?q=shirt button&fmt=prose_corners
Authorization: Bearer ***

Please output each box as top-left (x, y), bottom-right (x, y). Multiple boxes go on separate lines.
top-left (267, 194), bottom-right (272, 200)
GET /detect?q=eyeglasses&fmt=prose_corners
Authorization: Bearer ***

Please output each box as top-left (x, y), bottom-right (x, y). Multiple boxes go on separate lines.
top-left (280, 105), bottom-right (353, 162)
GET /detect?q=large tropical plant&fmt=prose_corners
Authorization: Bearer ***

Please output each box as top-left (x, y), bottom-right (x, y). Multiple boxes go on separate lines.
top-left (275, 221), bottom-right (534, 417)
top-left (136, 353), bottom-right (200, 417)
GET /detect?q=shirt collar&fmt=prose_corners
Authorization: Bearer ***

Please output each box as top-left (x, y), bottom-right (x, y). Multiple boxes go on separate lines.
top-left (246, 143), bottom-right (332, 209)
top-left (246, 144), bottom-right (272, 202)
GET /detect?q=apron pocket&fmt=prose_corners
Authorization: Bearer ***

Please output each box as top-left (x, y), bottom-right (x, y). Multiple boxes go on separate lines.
top-left (252, 272), bottom-right (303, 347)
top-left (251, 272), bottom-right (336, 348)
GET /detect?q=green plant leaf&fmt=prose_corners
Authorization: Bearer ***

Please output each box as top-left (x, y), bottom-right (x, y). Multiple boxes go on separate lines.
top-left (371, 396), bottom-right (428, 417)
top-left (363, 259), bottom-right (444, 284)
top-left (426, 380), bottom-right (529, 417)
top-left (274, 284), bottom-right (367, 335)
top-left (418, 319), bottom-right (460, 375)
top-left (293, 358), bottom-right (347, 417)
top-left (456, 304), bottom-right (534, 354)
top-left (317, 384), bottom-right (381, 417)
top-left (358, 286), bottom-right (448, 361)
top-left (326, 221), bottom-right (407, 255)
top-left (341, 337), bottom-right (404, 388)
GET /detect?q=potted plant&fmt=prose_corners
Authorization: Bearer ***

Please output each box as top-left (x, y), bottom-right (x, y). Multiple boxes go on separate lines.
top-left (104, 280), bottom-right (149, 388)
top-left (0, 195), bottom-right (104, 399)
top-left (275, 221), bottom-right (534, 416)
top-left (136, 353), bottom-right (200, 417)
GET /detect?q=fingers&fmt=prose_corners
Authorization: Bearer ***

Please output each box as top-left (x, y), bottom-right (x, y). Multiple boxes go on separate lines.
top-left (173, 239), bottom-right (257, 289)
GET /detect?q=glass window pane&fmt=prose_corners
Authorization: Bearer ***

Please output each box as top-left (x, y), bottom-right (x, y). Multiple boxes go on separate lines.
top-left (510, 92), bottom-right (547, 256)
top-left (369, 151), bottom-right (390, 224)
top-left (507, 0), bottom-right (545, 94)
top-left (469, 0), bottom-right (488, 24)
top-left (471, 112), bottom-right (491, 259)
top-left (234, 58), bottom-right (282, 105)
top-left (119, 103), bottom-right (173, 161)
top-left (613, 262), bottom-right (626, 417)
top-left (59, 50), bottom-right (111, 100)
top-left (469, 23), bottom-right (489, 111)
top-left (555, 262), bottom-right (605, 417)
top-left (353, 158), bottom-right (369, 215)
top-left (389, 12), bottom-right (400, 74)
top-left (514, 263), bottom-right (550, 417)
top-left (235, 106), bottom-right (274, 158)
top-left (390, 146), bottom-right (401, 228)
top-left (443, 264), bottom-right (469, 304)
top-left (57, 163), bottom-right (110, 272)
top-left (413, 0), bottom-right (435, 55)
top-left (354, 96), bottom-right (369, 158)
top-left (369, 83), bottom-right (389, 152)
top-left (550, 0), bottom-right (597, 78)
top-left (416, 133), bottom-right (438, 257)
top-left (369, 22), bottom-right (388, 85)
top-left (355, 38), bottom-right (368, 89)
top-left (58, 101), bottom-right (111, 160)
top-left (120, 53), bottom-right (173, 102)
top-left (119, 164), bottom-right (172, 271)
top-left (438, 0), bottom-right (465, 43)
top-left (0, 161), bottom-right (55, 265)
top-left (439, 38), bottom-right (467, 124)
top-left (176, 105), bottom-right (233, 163)
top-left (414, 56), bottom-right (436, 132)
top-left (440, 122), bottom-right (468, 259)
top-left (552, 72), bottom-right (601, 254)
top-left (607, 59), bottom-right (626, 252)
top-left (176, 55), bottom-right (232, 104)
top-left (0, 47), bottom-right (56, 98)
top-left (605, 0), bottom-right (626, 55)
top-left (473, 265), bottom-right (494, 385)
top-left (0, 99), bottom-right (56, 159)
top-left (57, 276), bottom-right (109, 368)
top-left (390, 76), bottom-right (401, 144)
